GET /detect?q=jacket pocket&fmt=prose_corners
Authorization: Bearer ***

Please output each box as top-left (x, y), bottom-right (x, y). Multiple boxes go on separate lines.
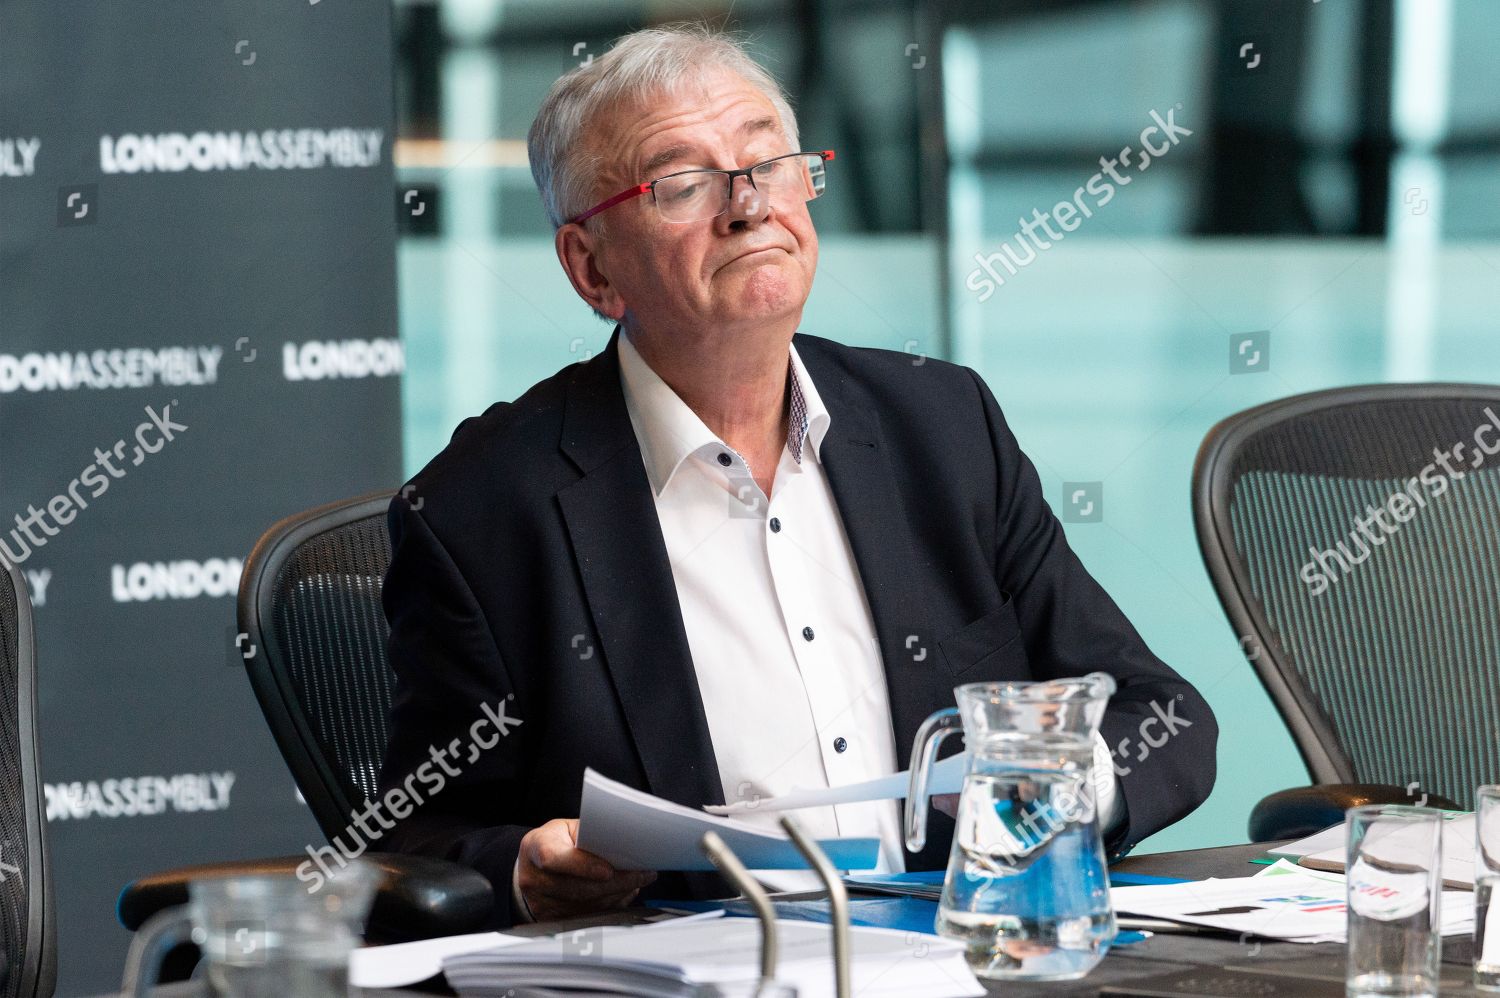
top-left (937, 595), bottom-right (1027, 682)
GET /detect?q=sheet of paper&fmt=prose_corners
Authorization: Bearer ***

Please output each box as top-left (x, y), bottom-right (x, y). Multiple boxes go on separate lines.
top-left (1298, 811), bottom-right (1476, 888)
top-left (1112, 868), bottom-right (1472, 943)
top-left (1287, 858), bottom-right (1475, 938)
top-left (1267, 822), bottom-right (1346, 859)
top-left (703, 753), bottom-right (968, 815)
top-left (1270, 810), bottom-right (1476, 886)
top-left (349, 931), bottom-right (524, 988)
top-left (577, 767), bottom-right (881, 872)
top-left (1255, 857), bottom-right (1333, 880)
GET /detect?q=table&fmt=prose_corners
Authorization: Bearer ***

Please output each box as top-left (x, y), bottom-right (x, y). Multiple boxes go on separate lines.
top-left (504, 841), bottom-right (1487, 997)
top-left (1024, 841), bottom-right (1481, 996)
top-left (99, 842), bottom-right (1487, 997)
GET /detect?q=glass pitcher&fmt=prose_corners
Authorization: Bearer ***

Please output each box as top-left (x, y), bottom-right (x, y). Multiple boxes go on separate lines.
top-left (905, 673), bottom-right (1118, 981)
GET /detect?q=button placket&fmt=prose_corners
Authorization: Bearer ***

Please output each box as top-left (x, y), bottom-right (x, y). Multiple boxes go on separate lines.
top-left (766, 484), bottom-right (867, 798)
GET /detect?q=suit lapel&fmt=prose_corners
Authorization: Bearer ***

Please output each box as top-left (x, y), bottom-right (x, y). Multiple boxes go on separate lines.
top-left (556, 329), bottom-right (725, 809)
top-left (795, 337), bottom-right (955, 783)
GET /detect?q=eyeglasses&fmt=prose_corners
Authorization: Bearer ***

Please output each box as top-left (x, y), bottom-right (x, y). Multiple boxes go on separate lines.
top-left (568, 150), bottom-right (834, 225)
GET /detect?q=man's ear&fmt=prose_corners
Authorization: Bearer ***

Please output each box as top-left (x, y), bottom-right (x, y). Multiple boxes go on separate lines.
top-left (556, 223), bottom-right (626, 321)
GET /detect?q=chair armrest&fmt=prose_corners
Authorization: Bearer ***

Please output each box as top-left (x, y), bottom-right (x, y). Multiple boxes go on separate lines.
top-left (118, 851), bottom-right (494, 942)
top-left (1248, 784), bottom-right (1464, 842)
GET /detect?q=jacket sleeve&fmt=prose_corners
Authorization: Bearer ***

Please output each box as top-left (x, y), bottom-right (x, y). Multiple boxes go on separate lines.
top-left (967, 367), bottom-right (1218, 855)
top-left (375, 489), bottom-right (532, 926)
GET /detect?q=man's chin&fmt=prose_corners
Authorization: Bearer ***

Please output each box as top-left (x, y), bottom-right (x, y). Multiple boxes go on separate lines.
top-left (715, 267), bottom-right (807, 321)
top-left (714, 293), bottom-right (806, 330)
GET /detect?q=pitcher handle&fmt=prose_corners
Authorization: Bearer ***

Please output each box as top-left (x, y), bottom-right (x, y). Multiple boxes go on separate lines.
top-left (904, 707), bottom-right (962, 852)
top-left (120, 904), bottom-right (196, 998)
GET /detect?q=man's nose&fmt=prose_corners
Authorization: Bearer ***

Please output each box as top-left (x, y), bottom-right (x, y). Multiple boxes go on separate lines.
top-left (723, 173), bottom-right (770, 227)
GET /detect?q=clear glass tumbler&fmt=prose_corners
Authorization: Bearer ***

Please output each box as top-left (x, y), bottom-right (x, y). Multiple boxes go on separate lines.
top-left (121, 859), bottom-right (380, 998)
top-left (1475, 786), bottom-right (1500, 992)
top-left (1345, 805), bottom-right (1443, 998)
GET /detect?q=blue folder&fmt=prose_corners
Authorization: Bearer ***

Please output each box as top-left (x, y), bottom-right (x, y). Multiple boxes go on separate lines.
top-left (646, 867), bottom-right (1187, 945)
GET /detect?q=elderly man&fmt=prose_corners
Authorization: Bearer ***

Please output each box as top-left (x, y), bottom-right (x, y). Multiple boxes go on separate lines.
top-left (376, 24), bottom-right (1217, 927)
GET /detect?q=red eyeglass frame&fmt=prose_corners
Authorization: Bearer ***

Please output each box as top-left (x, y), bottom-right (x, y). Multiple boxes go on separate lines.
top-left (566, 149), bottom-right (836, 225)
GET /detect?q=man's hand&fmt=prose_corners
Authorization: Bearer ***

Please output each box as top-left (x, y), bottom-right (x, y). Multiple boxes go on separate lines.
top-left (517, 818), bottom-right (657, 922)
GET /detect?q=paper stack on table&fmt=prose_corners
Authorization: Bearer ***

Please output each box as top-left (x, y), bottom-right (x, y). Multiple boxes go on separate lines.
top-left (843, 870), bottom-right (945, 901)
top-left (351, 932), bottom-right (527, 989)
top-left (352, 914), bottom-right (985, 996)
top-left (1270, 811), bottom-right (1477, 889)
top-left (576, 768), bottom-right (881, 872)
top-left (1110, 859), bottom-right (1474, 944)
top-left (440, 914), bottom-right (985, 997)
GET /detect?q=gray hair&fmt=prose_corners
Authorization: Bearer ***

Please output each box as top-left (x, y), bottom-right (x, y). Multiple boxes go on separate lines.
top-left (527, 23), bottom-right (801, 233)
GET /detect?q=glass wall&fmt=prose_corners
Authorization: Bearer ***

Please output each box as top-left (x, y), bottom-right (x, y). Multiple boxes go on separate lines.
top-left (392, 0), bottom-right (1500, 853)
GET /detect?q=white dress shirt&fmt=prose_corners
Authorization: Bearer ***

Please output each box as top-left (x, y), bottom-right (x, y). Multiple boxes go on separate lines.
top-left (617, 331), bottom-right (904, 889)
top-left (512, 332), bottom-right (1123, 917)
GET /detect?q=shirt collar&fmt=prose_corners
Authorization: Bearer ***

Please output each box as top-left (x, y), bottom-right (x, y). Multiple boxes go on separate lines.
top-left (617, 330), bottom-right (830, 497)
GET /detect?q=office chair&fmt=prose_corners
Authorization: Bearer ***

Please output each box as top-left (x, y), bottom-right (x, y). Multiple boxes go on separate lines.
top-left (118, 492), bottom-right (492, 941)
top-left (1195, 383), bottom-right (1500, 841)
top-left (0, 559), bottom-right (56, 996)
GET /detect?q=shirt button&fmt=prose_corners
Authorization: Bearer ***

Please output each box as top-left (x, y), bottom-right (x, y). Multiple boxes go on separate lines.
top-left (769, 517), bottom-right (782, 533)
top-left (717, 452), bottom-right (732, 467)
top-left (802, 626), bottom-right (815, 641)
top-left (833, 737), bottom-right (848, 753)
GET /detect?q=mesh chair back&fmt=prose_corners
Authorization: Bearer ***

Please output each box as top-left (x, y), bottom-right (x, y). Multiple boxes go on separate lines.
top-left (0, 560), bottom-right (55, 997)
top-left (1195, 384), bottom-right (1500, 809)
top-left (238, 492), bottom-right (395, 842)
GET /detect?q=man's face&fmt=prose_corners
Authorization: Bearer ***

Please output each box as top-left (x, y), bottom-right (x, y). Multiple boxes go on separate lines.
top-left (577, 68), bottom-right (819, 337)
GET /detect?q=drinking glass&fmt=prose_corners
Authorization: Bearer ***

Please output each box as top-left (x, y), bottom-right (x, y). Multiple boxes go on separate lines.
top-left (1475, 786), bottom-right (1500, 991)
top-left (1345, 805), bottom-right (1442, 998)
top-left (120, 859), bottom-right (380, 997)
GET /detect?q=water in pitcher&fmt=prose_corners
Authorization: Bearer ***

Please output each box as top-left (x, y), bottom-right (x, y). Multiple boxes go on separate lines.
top-left (934, 735), bottom-right (1115, 981)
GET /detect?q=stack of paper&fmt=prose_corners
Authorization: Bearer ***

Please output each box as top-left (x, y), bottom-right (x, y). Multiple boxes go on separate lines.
top-left (351, 932), bottom-right (525, 989)
top-left (576, 768), bottom-right (880, 871)
top-left (1110, 859), bottom-right (1474, 944)
top-left (440, 916), bottom-right (985, 997)
top-left (843, 871), bottom-right (945, 901)
top-left (1270, 811), bottom-right (1477, 889)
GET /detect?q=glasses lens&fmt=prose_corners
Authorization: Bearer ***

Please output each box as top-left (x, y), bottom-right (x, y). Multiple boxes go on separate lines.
top-left (653, 154), bottom-right (828, 222)
top-left (653, 171), bottom-right (725, 223)
top-left (753, 154), bottom-right (827, 202)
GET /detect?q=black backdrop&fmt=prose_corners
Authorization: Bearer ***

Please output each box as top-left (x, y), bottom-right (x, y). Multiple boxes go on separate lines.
top-left (0, 2), bottom-right (403, 991)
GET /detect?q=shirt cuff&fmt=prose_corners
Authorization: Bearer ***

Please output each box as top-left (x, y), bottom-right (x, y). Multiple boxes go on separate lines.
top-left (511, 856), bottom-right (536, 924)
top-left (1092, 730), bottom-right (1126, 834)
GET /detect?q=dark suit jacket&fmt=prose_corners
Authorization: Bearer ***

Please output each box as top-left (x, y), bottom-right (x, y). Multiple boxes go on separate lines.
top-left (376, 328), bottom-right (1217, 927)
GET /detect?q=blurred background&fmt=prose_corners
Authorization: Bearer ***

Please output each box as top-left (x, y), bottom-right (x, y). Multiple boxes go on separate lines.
top-left (391, 0), bottom-right (1500, 859)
